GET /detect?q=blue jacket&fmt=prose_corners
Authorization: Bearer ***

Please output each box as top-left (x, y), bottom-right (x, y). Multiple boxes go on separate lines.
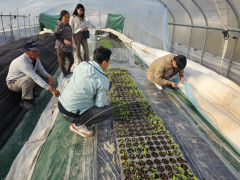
top-left (59, 61), bottom-right (109, 114)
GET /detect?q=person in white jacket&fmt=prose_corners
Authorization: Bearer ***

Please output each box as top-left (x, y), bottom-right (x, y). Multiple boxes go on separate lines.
top-left (70, 4), bottom-right (89, 62)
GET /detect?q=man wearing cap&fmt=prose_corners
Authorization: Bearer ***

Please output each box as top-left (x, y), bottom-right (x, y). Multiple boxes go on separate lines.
top-left (147, 54), bottom-right (187, 90)
top-left (6, 40), bottom-right (60, 110)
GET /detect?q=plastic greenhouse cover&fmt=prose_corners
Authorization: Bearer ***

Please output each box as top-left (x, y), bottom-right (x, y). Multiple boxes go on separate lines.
top-left (160, 0), bottom-right (238, 28)
top-left (38, 0), bottom-right (169, 51)
top-left (1, 0), bottom-right (240, 29)
top-left (0, 0), bottom-right (78, 15)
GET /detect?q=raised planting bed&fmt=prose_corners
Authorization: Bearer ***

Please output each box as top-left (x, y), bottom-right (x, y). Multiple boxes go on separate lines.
top-left (106, 67), bottom-right (198, 180)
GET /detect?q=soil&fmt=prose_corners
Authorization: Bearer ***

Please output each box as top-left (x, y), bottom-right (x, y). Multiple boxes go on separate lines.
top-left (177, 157), bottom-right (186, 163)
top-left (119, 144), bottom-right (125, 148)
top-left (149, 146), bottom-right (156, 151)
top-left (154, 159), bottom-right (161, 165)
top-left (122, 161), bottom-right (128, 168)
top-left (127, 148), bottom-right (134, 153)
top-left (160, 173), bottom-right (168, 180)
top-left (138, 160), bottom-right (146, 166)
top-left (120, 149), bottom-right (126, 154)
top-left (157, 166), bottom-right (165, 172)
top-left (152, 152), bottom-right (159, 158)
top-left (144, 153), bottom-right (151, 158)
top-left (136, 154), bottom-right (143, 159)
top-left (154, 141), bottom-right (160, 145)
top-left (156, 146), bottom-right (163, 151)
top-left (169, 158), bottom-right (177, 164)
top-left (162, 158), bottom-right (169, 164)
top-left (126, 143), bottom-right (132, 148)
top-left (146, 160), bottom-right (153, 166)
top-left (147, 141), bottom-right (153, 146)
top-left (161, 140), bottom-right (167, 144)
top-left (152, 136), bottom-right (158, 140)
top-left (145, 137), bottom-right (151, 141)
top-left (168, 172), bottom-right (174, 178)
top-left (159, 152), bottom-right (166, 157)
top-left (133, 142), bottom-right (139, 146)
top-left (163, 145), bottom-right (170, 150)
top-left (165, 165), bottom-right (172, 171)
top-left (121, 155), bottom-right (128, 160)
top-left (128, 161), bottom-right (135, 167)
top-left (149, 166), bottom-right (157, 173)
top-left (181, 164), bottom-right (188, 170)
top-left (136, 132), bottom-right (141, 136)
top-left (129, 153), bottom-right (136, 159)
top-left (123, 169), bottom-right (131, 176)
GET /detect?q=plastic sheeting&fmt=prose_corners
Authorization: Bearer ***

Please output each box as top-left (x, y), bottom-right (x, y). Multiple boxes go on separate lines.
top-left (1, 0), bottom-right (240, 29)
top-left (4, 71), bottom-right (73, 180)
top-left (102, 28), bottom-right (240, 156)
top-left (105, 14), bottom-right (125, 33)
top-left (37, 0), bottom-right (169, 51)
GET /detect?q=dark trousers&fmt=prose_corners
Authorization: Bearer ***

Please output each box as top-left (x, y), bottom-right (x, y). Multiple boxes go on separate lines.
top-left (56, 48), bottom-right (74, 76)
top-left (58, 101), bottom-right (113, 127)
top-left (72, 31), bottom-right (89, 62)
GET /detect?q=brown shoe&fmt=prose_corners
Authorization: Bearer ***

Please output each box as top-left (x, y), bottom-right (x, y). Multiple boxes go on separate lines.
top-left (69, 124), bottom-right (94, 138)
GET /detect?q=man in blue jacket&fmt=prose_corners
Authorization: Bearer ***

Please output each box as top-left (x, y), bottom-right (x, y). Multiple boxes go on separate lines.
top-left (58, 47), bottom-right (113, 138)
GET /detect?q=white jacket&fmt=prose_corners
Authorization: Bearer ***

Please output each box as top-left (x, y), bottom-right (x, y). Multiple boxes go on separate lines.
top-left (69, 15), bottom-right (87, 34)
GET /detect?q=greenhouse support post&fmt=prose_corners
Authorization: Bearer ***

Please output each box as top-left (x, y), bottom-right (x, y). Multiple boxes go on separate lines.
top-left (225, 32), bottom-right (239, 77)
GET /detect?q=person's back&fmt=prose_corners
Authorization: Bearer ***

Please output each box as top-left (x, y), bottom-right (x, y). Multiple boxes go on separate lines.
top-left (58, 47), bottom-right (112, 138)
top-left (59, 60), bottom-right (109, 114)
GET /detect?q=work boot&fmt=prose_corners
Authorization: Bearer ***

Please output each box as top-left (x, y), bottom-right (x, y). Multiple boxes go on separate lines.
top-left (70, 124), bottom-right (94, 138)
top-left (20, 99), bottom-right (34, 110)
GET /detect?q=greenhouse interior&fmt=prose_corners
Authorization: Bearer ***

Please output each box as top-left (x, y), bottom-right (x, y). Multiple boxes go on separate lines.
top-left (0, 0), bottom-right (240, 179)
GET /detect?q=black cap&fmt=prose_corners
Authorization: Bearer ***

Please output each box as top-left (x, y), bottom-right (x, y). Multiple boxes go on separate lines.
top-left (24, 40), bottom-right (39, 51)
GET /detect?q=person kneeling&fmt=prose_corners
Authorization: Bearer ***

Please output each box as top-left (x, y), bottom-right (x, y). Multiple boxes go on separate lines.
top-left (58, 47), bottom-right (113, 138)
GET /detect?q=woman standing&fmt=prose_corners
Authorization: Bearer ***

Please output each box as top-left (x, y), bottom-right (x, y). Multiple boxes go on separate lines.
top-left (54, 10), bottom-right (74, 77)
top-left (70, 4), bottom-right (89, 62)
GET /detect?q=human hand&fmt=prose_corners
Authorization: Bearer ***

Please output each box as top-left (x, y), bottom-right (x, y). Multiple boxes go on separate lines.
top-left (180, 77), bottom-right (185, 84)
top-left (170, 81), bottom-right (178, 88)
top-left (49, 87), bottom-right (60, 97)
top-left (64, 39), bottom-right (71, 46)
top-left (48, 76), bottom-right (54, 86)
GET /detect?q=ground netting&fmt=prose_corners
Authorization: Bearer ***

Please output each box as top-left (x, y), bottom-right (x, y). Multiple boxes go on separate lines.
top-left (0, 33), bottom-right (58, 148)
